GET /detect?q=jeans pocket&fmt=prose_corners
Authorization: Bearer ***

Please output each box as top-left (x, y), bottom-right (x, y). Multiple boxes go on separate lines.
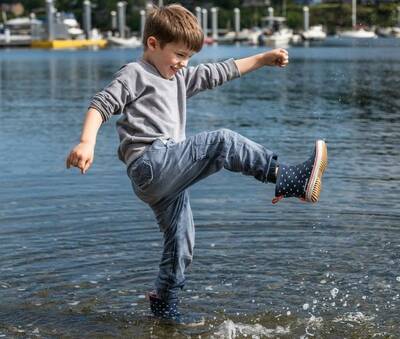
top-left (130, 158), bottom-right (153, 190)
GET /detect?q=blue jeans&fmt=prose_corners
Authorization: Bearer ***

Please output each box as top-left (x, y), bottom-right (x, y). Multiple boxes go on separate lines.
top-left (127, 128), bottom-right (277, 302)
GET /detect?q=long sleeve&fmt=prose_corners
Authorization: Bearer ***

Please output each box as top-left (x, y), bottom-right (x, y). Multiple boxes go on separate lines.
top-left (182, 58), bottom-right (241, 98)
top-left (89, 65), bottom-right (135, 123)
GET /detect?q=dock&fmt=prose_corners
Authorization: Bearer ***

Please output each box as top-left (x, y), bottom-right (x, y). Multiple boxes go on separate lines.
top-left (31, 39), bottom-right (107, 49)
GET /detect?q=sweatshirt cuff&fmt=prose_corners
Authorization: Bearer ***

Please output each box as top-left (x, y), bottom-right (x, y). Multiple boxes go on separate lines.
top-left (89, 93), bottom-right (114, 123)
top-left (225, 58), bottom-right (241, 79)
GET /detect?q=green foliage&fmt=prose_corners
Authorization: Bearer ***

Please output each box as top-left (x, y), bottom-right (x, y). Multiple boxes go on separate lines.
top-left (286, 6), bottom-right (302, 29)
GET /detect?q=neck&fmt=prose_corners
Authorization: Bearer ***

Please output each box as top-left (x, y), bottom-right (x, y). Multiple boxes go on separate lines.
top-left (142, 51), bottom-right (154, 65)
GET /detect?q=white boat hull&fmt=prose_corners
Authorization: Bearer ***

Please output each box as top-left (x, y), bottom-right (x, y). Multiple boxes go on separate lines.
top-left (0, 34), bottom-right (31, 46)
top-left (107, 36), bottom-right (142, 48)
top-left (338, 29), bottom-right (377, 39)
top-left (302, 26), bottom-right (327, 41)
top-left (263, 31), bottom-right (292, 47)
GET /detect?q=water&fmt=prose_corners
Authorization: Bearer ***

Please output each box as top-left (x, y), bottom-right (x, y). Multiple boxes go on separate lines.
top-left (1, 40), bottom-right (400, 338)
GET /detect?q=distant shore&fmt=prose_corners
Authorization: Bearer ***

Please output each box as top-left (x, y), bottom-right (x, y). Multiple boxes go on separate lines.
top-left (3, 3), bottom-right (400, 35)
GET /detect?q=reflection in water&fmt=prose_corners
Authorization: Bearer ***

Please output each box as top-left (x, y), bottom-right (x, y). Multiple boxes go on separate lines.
top-left (0, 44), bottom-right (399, 337)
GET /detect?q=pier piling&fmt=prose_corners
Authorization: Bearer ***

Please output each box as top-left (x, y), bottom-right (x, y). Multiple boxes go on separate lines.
top-left (117, 1), bottom-right (126, 39)
top-left (211, 7), bottom-right (218, 40)
top-left (46, 0), bottom-right (55, 40)
top-left (140, 9), bottom-right (146, 42)
top-left (234, 8), bottom-right (240, 38)
top-left (111, 11), bottom-right (117, 31)
top-left (202, 8), bottom-right (208, 37)
top-left (83, 0), bottom-right (91, 39)
top-left (303, 6), bottom-right (309, 32)
top-left (268, 7), bottom-right (274, 29)
top-left (195, 7), bottom-right (201, 25)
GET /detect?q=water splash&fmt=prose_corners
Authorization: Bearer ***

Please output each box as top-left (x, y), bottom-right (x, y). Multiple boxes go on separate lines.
top-left (212, 320), bottom-right (291, 339)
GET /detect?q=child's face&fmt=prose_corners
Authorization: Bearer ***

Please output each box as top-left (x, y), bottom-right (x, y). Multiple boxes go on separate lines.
top-left (147, 38), bottom-right (196, 79)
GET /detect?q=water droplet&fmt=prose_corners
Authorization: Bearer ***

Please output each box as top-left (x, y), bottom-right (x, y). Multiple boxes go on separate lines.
top-left (303, 303), bottom-right (309, 310)
top-left (330, 287), bottom-right (339, 299)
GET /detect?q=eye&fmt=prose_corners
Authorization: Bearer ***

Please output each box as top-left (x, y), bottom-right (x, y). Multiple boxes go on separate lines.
top-left (176, 53), bottom-right (185, 57)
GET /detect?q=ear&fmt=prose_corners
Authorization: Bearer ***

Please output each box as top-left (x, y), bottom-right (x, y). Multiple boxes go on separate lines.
top-left (146, 36), bottom-right (158, 51)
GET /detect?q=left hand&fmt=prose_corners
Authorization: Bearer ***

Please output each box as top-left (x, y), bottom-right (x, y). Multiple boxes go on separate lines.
top-left (263, 48), bottom-right (289, 68)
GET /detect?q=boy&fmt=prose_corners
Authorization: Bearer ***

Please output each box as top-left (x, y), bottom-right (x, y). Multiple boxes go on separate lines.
top-left (66, 4), bottom-right (327, 324)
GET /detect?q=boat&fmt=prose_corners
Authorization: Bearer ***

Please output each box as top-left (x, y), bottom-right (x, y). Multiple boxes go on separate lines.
top-left (258, 17), bottom-right (293, 47)
top-left (337, 0), bottom-right (377, 39)
top-left (241, 28), bottom-right (262, 45)
top-left (0, 16), bottom-right (40, 47)
top-left (338, 28), bottom-right (377, 39)
top-left (263, 28), bottom-right (293, 47)
top-left (216, 28), bottom-right (261, 45)
top-left (31, 13), bottom-right (107, 49)
top-left (302, 25), bottom-right (327, 41)
top-left (0, 31), bottom-right (31, 47)
top-left (107, 35), bottom-right (141, 48)
top-left (376, 27), bottom-right (393, 37)
top-left (376, 27), bottom-right (400, 38)
top-left (216, 31), bottom-right (236, 44)
top-left (63, 17), bottom-right (84, 38)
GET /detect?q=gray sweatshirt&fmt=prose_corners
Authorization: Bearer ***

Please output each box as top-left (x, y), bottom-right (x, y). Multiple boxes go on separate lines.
top-left (89, 58), bottom-right (240, 168)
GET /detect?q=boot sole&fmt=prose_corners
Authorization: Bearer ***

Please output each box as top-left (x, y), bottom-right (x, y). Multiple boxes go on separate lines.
top-left (305, 140), bottom-right (328, 203)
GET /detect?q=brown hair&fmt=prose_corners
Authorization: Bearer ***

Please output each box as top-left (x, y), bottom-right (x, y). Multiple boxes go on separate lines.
top-left (143, 4), bottom-right (204, 52)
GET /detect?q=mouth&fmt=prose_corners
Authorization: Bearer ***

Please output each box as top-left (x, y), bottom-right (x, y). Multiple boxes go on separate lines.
top-left (170, 65), bottom-right (181, 73)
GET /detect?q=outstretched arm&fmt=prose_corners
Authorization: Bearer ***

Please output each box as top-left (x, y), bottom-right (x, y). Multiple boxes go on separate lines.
top-left (66, 108), bottom-right (103, 174)
top-left (234, 48), bottom-right (289, 75)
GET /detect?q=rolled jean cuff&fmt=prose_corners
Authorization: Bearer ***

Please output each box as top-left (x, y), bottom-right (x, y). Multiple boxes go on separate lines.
top-left (156, 288), bottom-right (179, 303)
top-left (266, 156), bottom-right (279, 184)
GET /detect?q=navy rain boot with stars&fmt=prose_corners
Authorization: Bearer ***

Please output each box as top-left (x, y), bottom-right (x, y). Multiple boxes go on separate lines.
top-left (273, 140), bottom-right (328, 204)
top-left (147, 291), bottom-right (205, 326)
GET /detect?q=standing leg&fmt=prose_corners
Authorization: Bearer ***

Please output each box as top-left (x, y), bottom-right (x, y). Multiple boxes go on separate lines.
top-left (146, 190), bottom-right (197, 322)
top-left (154, 190), bottom-right (194, 303)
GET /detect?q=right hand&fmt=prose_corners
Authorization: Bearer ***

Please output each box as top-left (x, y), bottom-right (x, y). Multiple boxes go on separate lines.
top-left (262, 48), bottom-right (289, 68)
top-left (66, 142), bottom-right (95, 174)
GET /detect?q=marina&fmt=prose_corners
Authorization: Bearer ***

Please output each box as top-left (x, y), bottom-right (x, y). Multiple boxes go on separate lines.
top-left (0, 1), bottom-right (400, 49)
